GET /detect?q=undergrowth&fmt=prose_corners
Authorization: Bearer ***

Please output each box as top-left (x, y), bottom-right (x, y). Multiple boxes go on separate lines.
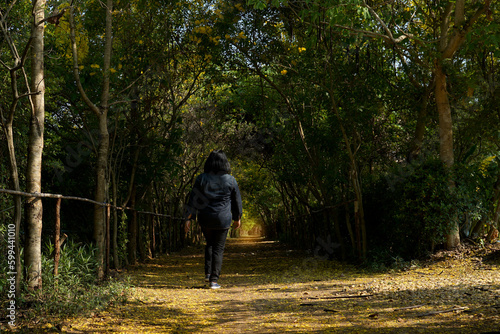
top-left (8, 239), bottom-right (131, 324)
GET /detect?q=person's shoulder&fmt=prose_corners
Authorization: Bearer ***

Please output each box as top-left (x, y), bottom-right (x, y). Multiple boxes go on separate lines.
top-left (221, 173), bottom-right (235, 180)
top-left (195, 173), bottom-right (208, 184)
top-left (224, 174), bottom-right (238, 185)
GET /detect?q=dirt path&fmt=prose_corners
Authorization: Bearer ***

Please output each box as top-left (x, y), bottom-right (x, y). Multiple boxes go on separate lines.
top-left (65, 237), bottom-right (499, 333)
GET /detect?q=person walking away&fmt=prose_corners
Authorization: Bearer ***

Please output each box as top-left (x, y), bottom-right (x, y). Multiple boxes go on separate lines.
top-left (185, 150), bottom-right (242, 289)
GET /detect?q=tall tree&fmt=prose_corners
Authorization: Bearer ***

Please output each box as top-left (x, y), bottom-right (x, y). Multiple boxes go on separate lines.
top-left (25, 0), bottom-right (45, 290)
top-left (0, 1), bottom-right (33, 296)
top-left (432, 0), bottom-right (490, 248)
top-left (69, 0), bottom-right (113, 279)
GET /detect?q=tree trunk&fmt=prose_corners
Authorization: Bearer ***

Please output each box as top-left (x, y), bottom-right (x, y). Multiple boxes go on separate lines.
top-left (0, 12), bottom-right (34, 298)
top-left (434, 61), bottom-right (454, 168)
top-left (408, 85), bottom-right (432, 162)
top-left (149, 204), bottom-right (156, 258)
top-left (93, 0), bottom-right (113, 279)
top-left (434, 59), bottom-right (460, 249)
top-left (332, 103), bottom-right (367, 259)
top-left (69, 0), bottom-right (113, 278)
top-left (93, 112), bottom-right (109, 278)
top-left (53, 198), bottom-right (61, 278)
top-left (111, 169), bottom-right (120, 269)
top-left (128, 185), bottom-right (137, 265)
top-left (433, 0), bottom-right (489, 250)
top-left (138, 208), bottom-right (146, 262)
top-left (25, 0), bottom-right (46, 290)
top-left (2, 121), bottom-right (23, 298)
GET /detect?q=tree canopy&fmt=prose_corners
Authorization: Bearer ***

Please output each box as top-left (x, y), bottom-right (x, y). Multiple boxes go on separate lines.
top-left (1, 0), bottom-right (499, 293)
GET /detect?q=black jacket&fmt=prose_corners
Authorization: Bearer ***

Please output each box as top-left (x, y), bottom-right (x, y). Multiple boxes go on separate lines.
top-left (186, 173), bottom-right (242, 229)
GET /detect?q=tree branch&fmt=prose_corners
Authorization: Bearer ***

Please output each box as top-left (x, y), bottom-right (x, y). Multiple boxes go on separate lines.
top-left (2, 0), bottom-right (18, 21)
top-left (439, 2), bottom-right (454, 52)
top-left (442, 2), bottom-right (490, 59)
top-left (362, 0), bottom-right (396, 43)
top-left (15, 37), bottom-right (33, 70)
top-left (454, 0), bottom-right (465, 28)
top-left (68, 5), bottom-right (100, 116)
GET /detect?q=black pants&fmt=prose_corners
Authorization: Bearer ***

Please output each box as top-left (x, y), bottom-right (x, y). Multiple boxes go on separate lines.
top-left (201, 227), bottom-right (229, 282)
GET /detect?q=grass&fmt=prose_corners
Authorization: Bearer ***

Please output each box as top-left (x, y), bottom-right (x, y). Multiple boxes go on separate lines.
top-left (0, 239), bottom-right (131, 331)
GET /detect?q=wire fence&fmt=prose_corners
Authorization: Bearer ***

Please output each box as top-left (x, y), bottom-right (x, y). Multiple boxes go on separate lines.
top-left (1, 187), bottom-right (187, 278)
top-left (0, 188), bottom-right (184, 219)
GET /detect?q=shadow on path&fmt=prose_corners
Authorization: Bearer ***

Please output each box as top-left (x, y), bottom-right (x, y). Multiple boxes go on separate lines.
top-left (63, 237), bottom-right (499, 333)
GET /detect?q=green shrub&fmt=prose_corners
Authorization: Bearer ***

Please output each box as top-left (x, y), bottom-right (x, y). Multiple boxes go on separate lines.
top-left (365, 156), bottom-right (498, 264)
top-left (453, 156), bottom-right (498, 239)
top-left (366, 158), bottom-right (459, 260)
top-left (24, 239), bottom-right (130, 318)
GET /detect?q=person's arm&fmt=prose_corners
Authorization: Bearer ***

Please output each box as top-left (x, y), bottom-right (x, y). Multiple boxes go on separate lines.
top-left (185, 214), bottom-right (192, 234)
top-left (184, 175), bottom-right (202, 234)
top-left (232, 219), bottom-right (241, 229)
top-left (231, 177), bottom-right (243, 228)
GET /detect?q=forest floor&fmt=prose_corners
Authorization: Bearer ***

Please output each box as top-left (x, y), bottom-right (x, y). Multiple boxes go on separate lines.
top-left (12, 237), bottom-right (500, 333)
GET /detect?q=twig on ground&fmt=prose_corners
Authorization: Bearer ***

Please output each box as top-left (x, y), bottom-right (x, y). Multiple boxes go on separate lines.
top-left (417, 306), bottom-right (468, 317)
top-left (393, 304), bottom-right (426, 311)
top-left (303, 294), bottom-right (373, 300)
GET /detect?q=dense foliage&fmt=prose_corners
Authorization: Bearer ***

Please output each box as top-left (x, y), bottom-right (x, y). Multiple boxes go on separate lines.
top-left (1, 0), bottom-right (499, 316)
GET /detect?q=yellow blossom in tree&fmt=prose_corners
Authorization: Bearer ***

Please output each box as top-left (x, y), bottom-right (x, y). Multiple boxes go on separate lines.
top-left (210, 36), bottom-right (221, 45)
top-left (281, 69), bottom-right (287, 75)
top-left (118, 63), bottom-right (123, 70)
top-left (91, 64), bottom-right (100, 69)
top-left (79, 65), bottom-right (84, 70)
top-left (110, 68), bottom-right (117, 73)
top-left (298, 47), bottom-right (306, 53)
top-left (238, 31), bottom-right (247, 39)
top-left (225, 34), bottom-right (231, 39)
top-left (479, 156), bottom-right (497, 177)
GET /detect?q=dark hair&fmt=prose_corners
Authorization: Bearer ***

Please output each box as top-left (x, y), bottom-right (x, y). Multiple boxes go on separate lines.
top-left (204, 150), bottom-right (231, 174)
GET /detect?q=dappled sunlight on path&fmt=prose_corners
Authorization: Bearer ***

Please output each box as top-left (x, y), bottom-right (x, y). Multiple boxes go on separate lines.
top-left (65, 237), bottom-right (499, 333)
